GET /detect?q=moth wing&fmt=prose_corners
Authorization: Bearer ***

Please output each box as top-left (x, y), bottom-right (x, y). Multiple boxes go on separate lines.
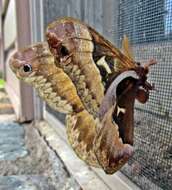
top-left (122, 35), bottom-right (134, 61)
top-left (46, 17), bottom-right (137, 117)
top-left (95, 72), bottom-right (138, 174)
top-left (94, 106), bottom-right (134, 174)
top-left (46, 18), bottom-right (105, 117)
top-left (66, 110), bottom-right (100, 167)
top-left (87, 26), bottom-right (136, 70)
top-left (10, 42), bottom-right (84, 114)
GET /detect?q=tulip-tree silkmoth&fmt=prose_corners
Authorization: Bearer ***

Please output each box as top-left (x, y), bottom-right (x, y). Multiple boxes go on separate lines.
top-left (10, 17), bottom-right (156, 174)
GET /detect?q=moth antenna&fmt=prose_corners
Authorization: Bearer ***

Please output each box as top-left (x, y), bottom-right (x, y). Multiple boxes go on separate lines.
top-left (144, 59), bottom-right (157, 70)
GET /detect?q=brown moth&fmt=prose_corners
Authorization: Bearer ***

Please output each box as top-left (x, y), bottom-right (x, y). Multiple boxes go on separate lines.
top-left (10, 17), bottom-right (156, 174)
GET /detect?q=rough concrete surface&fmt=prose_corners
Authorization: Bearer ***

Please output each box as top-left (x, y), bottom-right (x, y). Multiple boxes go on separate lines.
top-left (0, 122), bottom-right (81, 190)
top-left (0, 89), bottom-right (80, 190)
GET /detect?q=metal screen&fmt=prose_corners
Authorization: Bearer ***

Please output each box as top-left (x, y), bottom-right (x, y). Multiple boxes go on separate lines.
top-left (118, 1), bottom-right (172, 190)
top-left (43, 0), bottom-right (172, 189)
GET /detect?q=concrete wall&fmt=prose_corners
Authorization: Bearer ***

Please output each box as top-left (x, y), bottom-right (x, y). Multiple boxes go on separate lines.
top-left (4, 0), bottom-right (16, 50)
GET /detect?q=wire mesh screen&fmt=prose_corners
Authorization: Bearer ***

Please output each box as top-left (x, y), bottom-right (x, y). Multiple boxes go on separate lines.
top-left (118, 0), bottom-right (172, 43)
top-left (117, 0), bottom-right (172, 189)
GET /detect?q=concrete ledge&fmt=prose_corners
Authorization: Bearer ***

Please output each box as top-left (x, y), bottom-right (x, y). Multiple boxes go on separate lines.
top-left (42, 111), bottom-right (140, 190)
top-left (37, 121), bottom-right (110, 190)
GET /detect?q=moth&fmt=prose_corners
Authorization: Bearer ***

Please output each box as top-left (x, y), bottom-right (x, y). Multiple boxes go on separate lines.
top-left (10, 17), bottom-right (156, 174)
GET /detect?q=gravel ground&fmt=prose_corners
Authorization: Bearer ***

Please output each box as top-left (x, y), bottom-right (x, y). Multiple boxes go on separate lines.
top-left (0, 123), bottom-right (81, 190)
top-left (0, 88), bottom-right (80, 190)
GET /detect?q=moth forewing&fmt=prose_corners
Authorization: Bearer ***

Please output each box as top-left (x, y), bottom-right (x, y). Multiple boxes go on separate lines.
top-left (122, 35), bottom-right (135, 61)
top-left (94, 106), bottom-right (134, 174)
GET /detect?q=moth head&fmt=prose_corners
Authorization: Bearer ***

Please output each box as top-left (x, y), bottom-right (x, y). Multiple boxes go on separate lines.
top-left (120, 35), bottom-right (157, 103)
top-left (9, 43), bottom-right (54, 84)
top-left (134, 59), bottom-right (157, 103)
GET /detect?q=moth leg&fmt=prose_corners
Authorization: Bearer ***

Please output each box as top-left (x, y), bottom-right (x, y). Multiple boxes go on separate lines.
top-left (94, 107), bottom-right (134, 174)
